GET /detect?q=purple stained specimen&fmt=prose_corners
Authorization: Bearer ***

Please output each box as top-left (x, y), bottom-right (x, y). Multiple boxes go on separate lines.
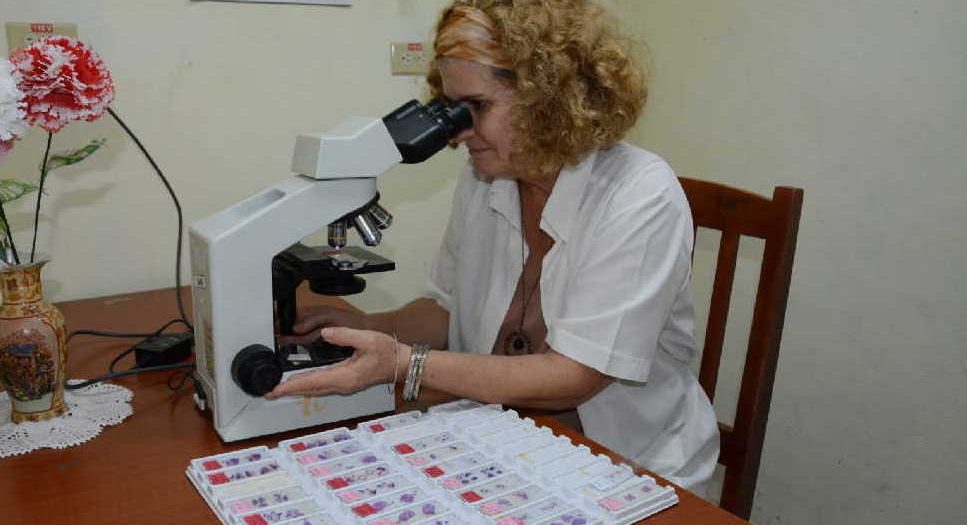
top-left (399, 510), bottom-right (417, 522)
top-left (483, 465), bottom-right (504, 477)
top-left (401, 493), bottom-right (415, 503)
top-left (457, 471), bottom-right (479, 484)
top-left (362, 455), bottom-right (379, 463)
top-left (421, 503), bottom-right (437, 515)
top-left (555, 513), bottom-right (588, 525)
top-left (372, 501), bottom-right (387, 511)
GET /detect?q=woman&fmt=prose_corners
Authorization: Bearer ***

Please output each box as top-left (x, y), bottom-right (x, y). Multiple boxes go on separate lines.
top-left (267, 0), bottom-right (719, 494)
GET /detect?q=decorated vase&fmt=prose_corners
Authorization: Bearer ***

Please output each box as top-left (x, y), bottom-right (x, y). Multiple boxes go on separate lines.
top-left (0, 260), bottom-right (68, 423)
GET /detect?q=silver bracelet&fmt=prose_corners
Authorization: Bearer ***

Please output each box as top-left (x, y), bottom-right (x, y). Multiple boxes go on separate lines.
top-left (403, 344), bottom-right (426, 401)
top-left (389, 334), bottom-right (400, 395)
top-left (411, 345), bottom-right (429, 400)
top-left (403, 344), bottom-right (430, 401)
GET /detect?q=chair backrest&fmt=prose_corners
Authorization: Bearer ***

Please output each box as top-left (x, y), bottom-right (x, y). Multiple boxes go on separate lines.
top-left (678, 177), bottom-right (804, 520)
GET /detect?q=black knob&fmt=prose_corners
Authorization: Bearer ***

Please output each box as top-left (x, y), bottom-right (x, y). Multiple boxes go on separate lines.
top-left (231, 344), bottom-right (282, 397)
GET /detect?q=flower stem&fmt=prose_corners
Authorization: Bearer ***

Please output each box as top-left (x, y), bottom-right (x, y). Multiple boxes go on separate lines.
top-left (30, 132), bottom-right (54, 263)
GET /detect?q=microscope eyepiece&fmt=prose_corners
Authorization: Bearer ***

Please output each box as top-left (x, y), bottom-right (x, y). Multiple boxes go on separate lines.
top-left (383, 99), bottom-right (473, 164)
top-left (439, 101), bottom-right (473, 137)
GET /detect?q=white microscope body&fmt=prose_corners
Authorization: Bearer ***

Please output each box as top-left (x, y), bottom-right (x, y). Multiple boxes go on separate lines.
top-left (189, 100), bottom-right (470, 442)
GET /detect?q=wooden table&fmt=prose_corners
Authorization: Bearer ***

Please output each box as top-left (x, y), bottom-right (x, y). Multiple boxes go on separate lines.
top-left (0, 287), bottom-right (748, 525)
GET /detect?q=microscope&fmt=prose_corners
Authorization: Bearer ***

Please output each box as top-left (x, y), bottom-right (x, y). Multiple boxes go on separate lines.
top-left (189, 99), bottom-right (471, 442)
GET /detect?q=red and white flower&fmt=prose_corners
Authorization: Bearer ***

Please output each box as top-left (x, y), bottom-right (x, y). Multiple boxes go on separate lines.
top-left (8, 36), bottom-right (114, 133)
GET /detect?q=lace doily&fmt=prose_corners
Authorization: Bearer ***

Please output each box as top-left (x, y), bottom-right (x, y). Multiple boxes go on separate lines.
top-left (0, 380), bottom-right (133, 458)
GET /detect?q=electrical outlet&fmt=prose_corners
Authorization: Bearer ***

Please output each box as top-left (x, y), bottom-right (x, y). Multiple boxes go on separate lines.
top-left (5, 22), bottom-right (78, 52)
top-left (390, 41), bottom-right (431, 76)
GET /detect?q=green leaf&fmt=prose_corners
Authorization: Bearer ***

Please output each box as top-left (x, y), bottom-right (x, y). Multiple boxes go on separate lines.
top-left (43, 138), bottom-right (107, 172)
top-left (0, 179), bottom-right (40, 204)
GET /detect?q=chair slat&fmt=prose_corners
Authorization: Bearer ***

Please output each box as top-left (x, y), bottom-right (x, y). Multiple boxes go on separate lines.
top-left (679, 177), bottom-right (803, 520)
top-left (698, 230), bottom-right (740, 402)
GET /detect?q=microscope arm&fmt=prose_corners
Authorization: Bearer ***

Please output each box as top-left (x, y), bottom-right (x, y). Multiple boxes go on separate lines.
top-left (189, 99), bottom-right (470, 442)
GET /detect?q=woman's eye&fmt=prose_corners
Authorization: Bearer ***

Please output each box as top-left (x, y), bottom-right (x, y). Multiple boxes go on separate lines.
top-left (469, 100), bottom-right (487, 111)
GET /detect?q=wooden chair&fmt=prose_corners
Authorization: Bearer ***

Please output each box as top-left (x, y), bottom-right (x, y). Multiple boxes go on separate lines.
top-left (679, 177), bottom-right (804, 520)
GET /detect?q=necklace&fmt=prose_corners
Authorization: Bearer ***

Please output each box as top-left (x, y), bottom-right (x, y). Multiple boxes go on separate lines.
top-left (504, 224), bottom-right (539, 354)
top-left (503, 184), bottom-right (547, 355)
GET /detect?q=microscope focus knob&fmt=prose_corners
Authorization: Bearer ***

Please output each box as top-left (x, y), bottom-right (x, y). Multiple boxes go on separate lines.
top-left (232, 344), bottom-right (283, 397)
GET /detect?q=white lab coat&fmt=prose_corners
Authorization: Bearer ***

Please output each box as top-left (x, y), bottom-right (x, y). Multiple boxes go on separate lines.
top-left (424, 142), bottom-right (719, 492)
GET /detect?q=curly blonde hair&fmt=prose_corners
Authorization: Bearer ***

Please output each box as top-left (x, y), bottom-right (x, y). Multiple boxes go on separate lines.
top-left (427, 0), bottom-right (648, 180)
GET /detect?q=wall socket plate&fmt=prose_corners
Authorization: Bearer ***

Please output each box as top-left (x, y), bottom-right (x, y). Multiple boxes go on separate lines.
top-left (390, 41), bottom-right (431, 76)
top-left (5, 22), bottom-right (78, 52)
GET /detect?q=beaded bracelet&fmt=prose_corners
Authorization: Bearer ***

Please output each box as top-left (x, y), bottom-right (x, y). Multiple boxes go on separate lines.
top-left (402, 343), bottom-right (430, 401)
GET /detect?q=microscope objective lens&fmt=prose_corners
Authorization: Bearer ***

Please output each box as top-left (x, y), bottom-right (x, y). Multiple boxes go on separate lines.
top-left (353, 213), bottom-right (382, 246)
top-left (367, 203), bottom-right (393, 229)
top-left (328, 220), bottom-right (348, 248)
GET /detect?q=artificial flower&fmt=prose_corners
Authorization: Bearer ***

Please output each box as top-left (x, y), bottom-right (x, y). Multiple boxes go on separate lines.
top-left (8, 36), bottom-right (114, 132)
top-left (0, 60), bottom-right (27, 162)
top-left (0, 36), bottom-right (114, 264)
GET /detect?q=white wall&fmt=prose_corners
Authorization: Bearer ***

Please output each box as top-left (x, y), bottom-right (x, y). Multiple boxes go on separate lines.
top-left (0, 0), bottom-right (458, 312)
top-left (3, 1), bottom-right (965, 524)
top-left (615, 1), bottom-right (967, 524)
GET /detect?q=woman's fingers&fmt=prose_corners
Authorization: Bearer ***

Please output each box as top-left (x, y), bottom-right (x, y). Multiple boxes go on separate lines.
top-left (277, 333), bottom-right (317, 346)
top-left (264, 327), bottom-right (397, 400)
top-left (320, 326), bottom-right (382, 349)
top-left (293, 307), bottom-right (364, 333)
top-left (264, 364), bottom-right (354, 399)
top-left (264, 370), bottom-right (323, 399)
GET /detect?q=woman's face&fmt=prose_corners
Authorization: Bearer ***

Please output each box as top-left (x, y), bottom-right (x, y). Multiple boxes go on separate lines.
top-left (439, 58), bottom-right (517, 179)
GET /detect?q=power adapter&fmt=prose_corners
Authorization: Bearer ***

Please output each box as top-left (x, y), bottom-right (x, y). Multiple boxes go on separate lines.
top-left (133, 332), bottom-right (194, 368)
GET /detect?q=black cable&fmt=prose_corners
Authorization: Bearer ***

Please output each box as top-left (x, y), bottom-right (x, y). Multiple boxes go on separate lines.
top-left (0, 200), bottom-right (21, 264)
top-left (29, 132), bottom-right (54, 263)
top-left (106, 106), bottom-right (192, 330)
top-left (108, 345), bottom-right (137, 374)
top-left (166, 367), bottom-right (194, 391)
top-left (67, 318), bottom-right (190, 344)
top-left (64, 107), bottom-right (196, 390)
top-left (65, 362), bottom-right (195, 390)
top-left (68, 330), bottom-right (156, 341)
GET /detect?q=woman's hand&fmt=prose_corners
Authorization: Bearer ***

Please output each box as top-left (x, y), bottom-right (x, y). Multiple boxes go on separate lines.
top-left (265, 327), bottom-right (403, 399)
top-left (277, 305), bottom-right (369, 346)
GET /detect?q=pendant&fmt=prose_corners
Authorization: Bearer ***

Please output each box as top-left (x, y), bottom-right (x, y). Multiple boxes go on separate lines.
top-left (504, 330), bottom-right (533, 355)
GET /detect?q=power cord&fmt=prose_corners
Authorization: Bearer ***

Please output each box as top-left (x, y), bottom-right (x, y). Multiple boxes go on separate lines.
top-left (66, 319), bottom-right (195, 391)
top-left (107, 106), bottom-right (192, 331)
top-left (66, 107), bottom-right (196, 390)
top-left (66, 362), bottom-right (195, 390)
